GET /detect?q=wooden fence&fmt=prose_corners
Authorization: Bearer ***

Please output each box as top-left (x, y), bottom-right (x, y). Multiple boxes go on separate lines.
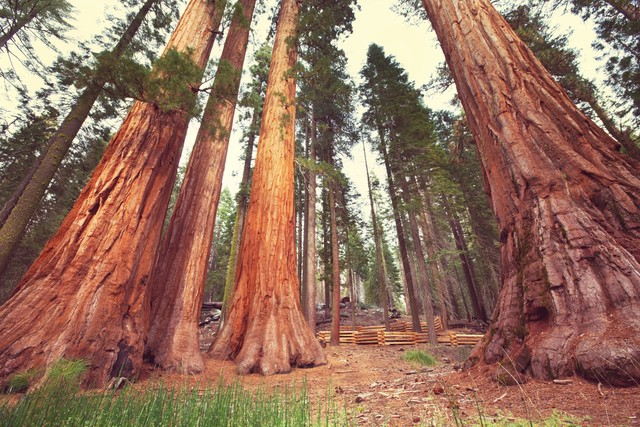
top-left (317, 317), bottom-right (484, 347)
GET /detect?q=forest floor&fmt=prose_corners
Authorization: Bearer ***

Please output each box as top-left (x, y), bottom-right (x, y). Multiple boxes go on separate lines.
top-left (136, 309), bottom-right (640, 426)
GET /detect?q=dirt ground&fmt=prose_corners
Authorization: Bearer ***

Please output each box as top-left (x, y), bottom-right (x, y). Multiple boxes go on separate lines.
top-left (138, 311), bottom-right (640, 426)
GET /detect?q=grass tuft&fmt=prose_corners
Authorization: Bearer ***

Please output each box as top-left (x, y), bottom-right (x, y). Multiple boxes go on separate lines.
top-left (5, 368), bottom-right (43, 394)
top-left (403, 350), bottom-right (438, 367)
top-left (43, 358), bottom-right (88, 391)
top-left (0, 375), bottom-right (349, 426)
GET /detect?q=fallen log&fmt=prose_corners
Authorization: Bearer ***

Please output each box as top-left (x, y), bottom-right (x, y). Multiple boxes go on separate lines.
top-left (202, 301), bottom-right (223, 310)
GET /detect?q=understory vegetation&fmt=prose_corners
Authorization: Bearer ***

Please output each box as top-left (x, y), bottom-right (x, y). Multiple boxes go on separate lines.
top-left (0, 358), bottom-right (588, 426)
top-left (1, 362), bottom-right (344, 426)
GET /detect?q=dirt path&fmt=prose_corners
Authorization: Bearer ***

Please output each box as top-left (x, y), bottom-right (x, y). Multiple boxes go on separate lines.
top-left (141, 340), bottom-right (640, 426)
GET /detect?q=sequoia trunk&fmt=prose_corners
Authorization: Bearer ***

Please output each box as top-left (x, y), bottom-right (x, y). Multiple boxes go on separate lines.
top-left (0, 0), bottom-right (161, 280)
top-left (0, 0), bottom-right (219, 387)
top-left (145, 0), bottom-right (253, 374)
top-left (208, 0), bottom-right (326, 375)
top-left (423, 0), bottom-right (640, 385)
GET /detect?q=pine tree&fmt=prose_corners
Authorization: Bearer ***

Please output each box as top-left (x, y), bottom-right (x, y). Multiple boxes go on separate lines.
top-left (360, 43), bottom-right (436, 337)
top-left (0, 0), bottom-right (73, 84)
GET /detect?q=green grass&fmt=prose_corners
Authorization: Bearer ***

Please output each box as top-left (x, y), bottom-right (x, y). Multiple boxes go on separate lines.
top-left (403, 350), bottom-right (438, 367)
top-left (0, 359), bottom-right (587, 427)
top-left (0, 374), bottom-right (349, 426)
top-left (4, 368), bottom-right (43, 394)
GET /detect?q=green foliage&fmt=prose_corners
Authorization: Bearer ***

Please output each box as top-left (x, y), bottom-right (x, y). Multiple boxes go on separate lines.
top-left (5, 368), bottom-right (43, 394)
top-left (3, 358), bottom-right (87, 395)
top-left (205, 188), bottom-right (237, 301)
top-left (92, 47), bottom-right (203, 114)
top-left (0, 109), bottom-right (107, 301)
top-left (403, 350), bottom-right (438, 367)
top-left (0, 378), bottom-right (348, 426)
top-left (0, 0), bottom-right (73, 83)
top-left (42, 359), bottom-right (88, 393)
top-left (558, 0), bottom-right (640, 125)
top-left (144, 47), bottom-right (204, 114)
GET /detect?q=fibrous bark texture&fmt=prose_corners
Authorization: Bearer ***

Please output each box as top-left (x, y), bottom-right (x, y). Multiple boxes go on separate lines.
top-left (0, 0), bottom-right (159, 280)
top-left (208, 0), bottom-right (326, 375)
top-left (422, 0), bottom-right (640, 386)
top-left (0, 0), bottom-right (219, 388)
top-left (145, 0), bottom-right (253, 375)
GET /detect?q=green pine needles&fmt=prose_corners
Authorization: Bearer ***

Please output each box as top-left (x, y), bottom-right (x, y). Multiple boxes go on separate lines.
top-left (94, 47), bottom-right (204, 115)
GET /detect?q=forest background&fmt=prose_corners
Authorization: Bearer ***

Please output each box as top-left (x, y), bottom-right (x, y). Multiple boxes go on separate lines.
top-left (0, 0), bottom-right (639, 392)
top-left (0, 0), bottom-right (611, 303)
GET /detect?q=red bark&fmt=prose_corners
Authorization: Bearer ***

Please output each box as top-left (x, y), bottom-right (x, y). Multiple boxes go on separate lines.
top-left (208, 0), bottom-right (326, 375)
top-left (0, 0), bottom-right (220, 387)
top-left (145, 0), bottom-right (253, 375)
top-left (422, 0), bottom-right (640, 385)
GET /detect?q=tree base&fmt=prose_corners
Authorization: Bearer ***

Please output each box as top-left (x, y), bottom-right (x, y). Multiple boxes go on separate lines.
top-left (467, 312), bottom-right (640, 387)
top-left (209, 309), bottom-right (326, 376)
top-left (145, 332), bottom-right (204, 375)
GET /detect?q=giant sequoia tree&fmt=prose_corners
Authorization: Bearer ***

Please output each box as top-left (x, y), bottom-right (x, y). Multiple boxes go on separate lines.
top-left (145, 0), bottom-right (257, 374)
top-left (209, 0), bottom-right (326, 375)
top-left (0, 0), bottom-right (220, 387)
top-left (421, 0), bottom-right (640, 385)
top-left (0, 0), bottom-right (178, 285)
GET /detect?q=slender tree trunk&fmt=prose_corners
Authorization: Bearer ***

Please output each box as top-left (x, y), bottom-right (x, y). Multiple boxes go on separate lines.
top-left (222, 91), bottom-right (262, 324)
top-left (363, 142), bottom-right (390, 330)
top-left (420, 183), bottom-right (467, 321)
top-left (346, 242), bottom-right (356, 329)
top-left (379, 138), bottom-right (422, 332)
top-left (145, 0), bottom-right (255, 374)
top-left (423, 0), bottom-right (640, 385)
top-left (452, 262), bottom-right (472, 320)
top-left (585, 96), bottom-right (640, 160)
top-left (398, 177), bottom-right (438, 343)
top-left (296, 176), bottom-right (304, 281)
top-left (0, 0), bottom-right (161, 281)
top-left (416, 185), bottom-right (450, 329)
top-left (208, 0), bottom-right (326, 375)
top-left (0, 4), bottom-right (43, 49)
top-left (304, 114), bottom-right (318, 329)
top-left (0, 136), bottom-right (54, 228)
top-left (301, 117), bottom-right (311, 318)
top-left (0, 0), bottom-right (219, 388)
top-left (322, 186), bottom-right (331, 318)
top-left (445, 202), bottom-right (486, 322)
top-left (329, 179), bottom-right (341, 346)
